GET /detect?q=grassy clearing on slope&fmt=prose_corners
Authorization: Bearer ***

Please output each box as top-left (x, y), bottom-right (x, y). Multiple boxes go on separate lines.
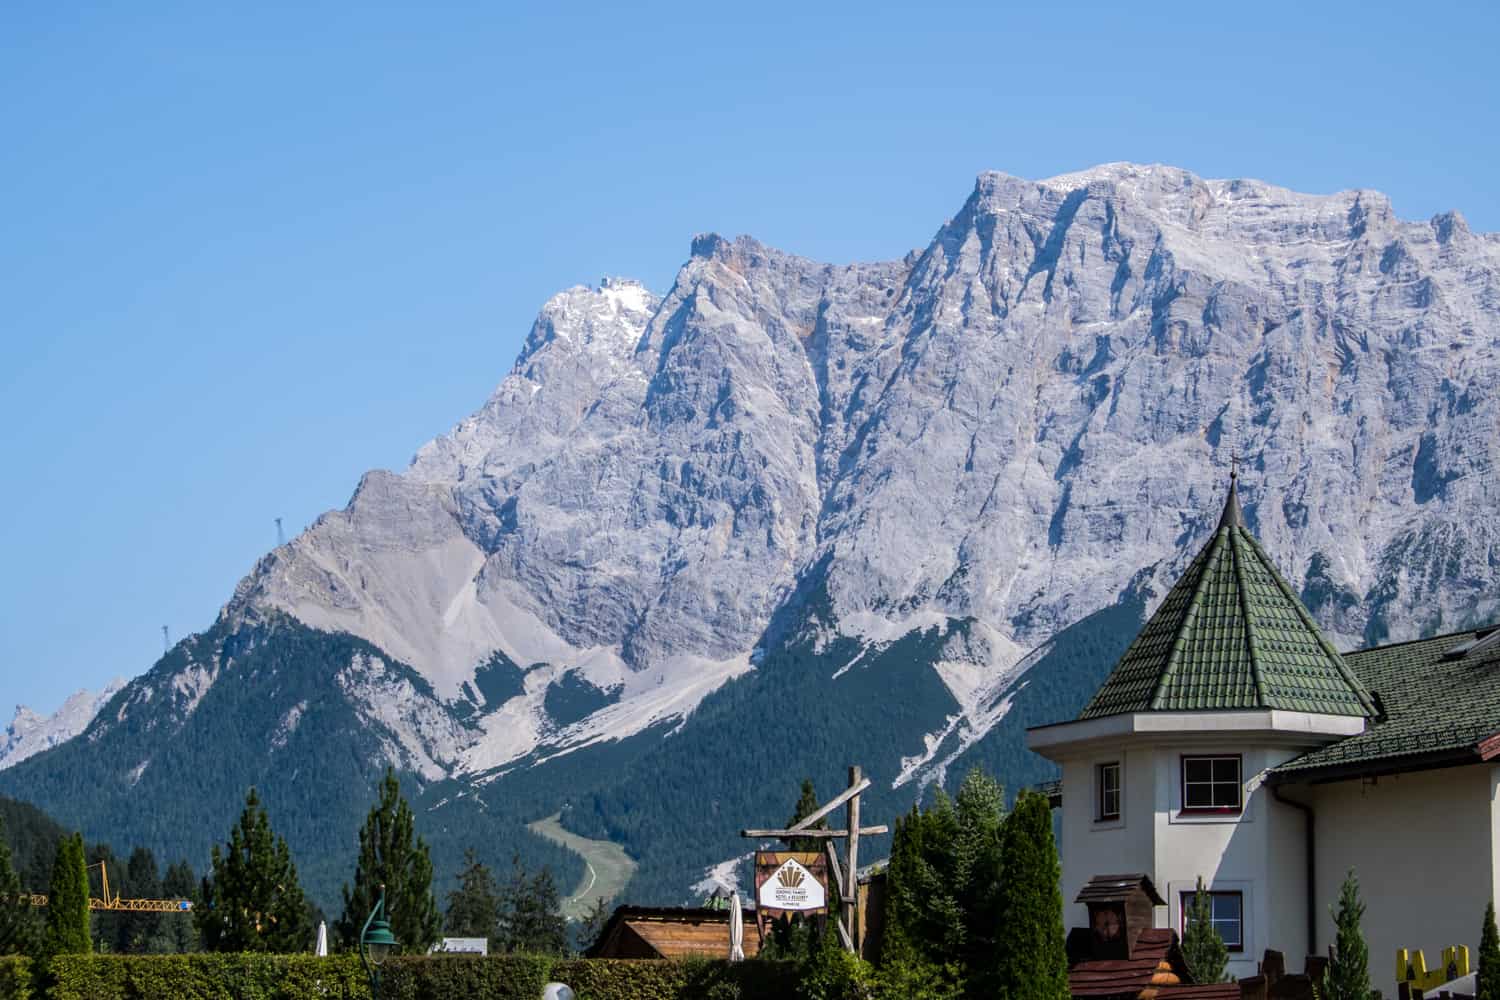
top-left (527, 812), bottom-right (637, 921)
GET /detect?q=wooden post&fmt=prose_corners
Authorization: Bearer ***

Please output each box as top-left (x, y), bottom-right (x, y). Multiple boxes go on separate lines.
top-left (846, 765), bottom-right (861, 953)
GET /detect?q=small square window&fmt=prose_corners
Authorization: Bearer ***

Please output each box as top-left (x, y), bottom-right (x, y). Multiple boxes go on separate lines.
top-left (1181, 889), bottom-right (1244, 951)
top-left (1181, 755), bottom-right (1242, 812)
top-left (1096, 762), bottom-right (1121, 821)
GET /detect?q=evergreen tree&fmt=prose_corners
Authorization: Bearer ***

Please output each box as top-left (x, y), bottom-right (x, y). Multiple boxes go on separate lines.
top-left (952, 769), bottom-right (1005, 995)
top-left (881, 769), bottom-right (1006, 996)
top-left (1477, 902), bottom-right (1500, 1000)
top-left (1323, 870), bottom-right (1371, 1000)
top-left (788, 778), bottom-right (826, 853)
top-left (495, 854), bottom-right (567, 955)
top-left (161, 860), bottom-right (199, 954)
top-left (336, 768), bottom-right (441, 953)
top-left (196, 788), bottom-right (312, 952)
top-left (0, 815), bottom-right (36, 955)
top-left (1181, 878), bottom-right (1229, 985)
top-left (993, 790), bottom-right (1068, 1000)
top-left (41, 833), bottom-right (90, 959)
top-left (576, 895), bottom-right (611, 954)
top-left (444, 848), bottom-right (500, 948)
top-left (120, 847), bottom-right (168, 954)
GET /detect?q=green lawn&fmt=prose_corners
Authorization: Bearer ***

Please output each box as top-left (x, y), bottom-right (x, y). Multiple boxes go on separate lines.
top-left (527, 812), bottom-right (638, 921)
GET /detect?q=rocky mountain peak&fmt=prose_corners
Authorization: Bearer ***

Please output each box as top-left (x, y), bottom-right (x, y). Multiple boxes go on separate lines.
top-left (186, 164), bottom-right (1500, 779)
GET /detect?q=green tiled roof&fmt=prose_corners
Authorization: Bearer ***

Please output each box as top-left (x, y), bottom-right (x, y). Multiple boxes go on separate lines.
top-left (1269, 626), bottom-right (1500, 781)
top-left (1079, 482), bottom-right (1375, 720)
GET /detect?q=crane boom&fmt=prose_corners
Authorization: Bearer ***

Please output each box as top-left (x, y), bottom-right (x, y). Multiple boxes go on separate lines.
top-left (18, 862), bottom-right (193, 912)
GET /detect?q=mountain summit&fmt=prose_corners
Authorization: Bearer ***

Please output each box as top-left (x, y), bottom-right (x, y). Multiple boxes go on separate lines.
top-left (6, 164), bottom-right (1497, 904)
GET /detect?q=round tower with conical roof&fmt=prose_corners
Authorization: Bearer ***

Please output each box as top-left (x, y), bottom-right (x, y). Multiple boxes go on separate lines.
top-left (1028, 475), bottom-right (1374, 979)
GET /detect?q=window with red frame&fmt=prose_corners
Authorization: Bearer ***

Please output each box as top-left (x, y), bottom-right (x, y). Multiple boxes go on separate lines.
top-left (1181, 755), bottom-right (1241, 812)
top-left (1180, 889), bottom-right (1244, 951)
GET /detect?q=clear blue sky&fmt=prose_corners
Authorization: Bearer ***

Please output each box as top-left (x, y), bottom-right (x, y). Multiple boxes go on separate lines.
top-left (3, 0), bottom-right (1496, 714)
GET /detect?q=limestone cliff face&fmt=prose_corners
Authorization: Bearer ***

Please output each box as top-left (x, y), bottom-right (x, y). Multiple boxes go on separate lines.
top-left (218, 163), bottom-right (1499, 777)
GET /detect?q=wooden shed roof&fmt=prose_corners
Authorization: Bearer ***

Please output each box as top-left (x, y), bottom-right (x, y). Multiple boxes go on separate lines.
top-left (586, 906), bottom-right (761, 960)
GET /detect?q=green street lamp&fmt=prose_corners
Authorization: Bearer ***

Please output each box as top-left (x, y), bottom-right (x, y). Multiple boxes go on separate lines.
top-left (359, 884), bottom-right (398, 998)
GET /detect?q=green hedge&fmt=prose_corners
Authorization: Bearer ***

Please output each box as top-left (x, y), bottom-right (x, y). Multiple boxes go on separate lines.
top-left (36, 954), bottom-right (796, 1000)
top-left (46, 954), bottom-right (367, 1000)
top-left (0, 957), bottom-right (31, 1000)
top-left (381, 955), bottom-right (798, 1000)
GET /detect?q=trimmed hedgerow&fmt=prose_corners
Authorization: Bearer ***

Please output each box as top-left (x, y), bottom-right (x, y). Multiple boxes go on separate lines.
top-left (380, 954), bottom-right (554, 1000)
top-left (46, 953), bottom-right (367, 1000)
top-left (380, 955), bottom-right (799, 1000)
top-left (552, 957), bottom-right (799, 999)
top-left (0, 957), bottom-right (30, 1000)
top-left (39, 953), bottom-right (796, 1000)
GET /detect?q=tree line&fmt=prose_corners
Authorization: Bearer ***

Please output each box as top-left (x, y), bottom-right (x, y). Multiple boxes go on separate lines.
top-left (0, 767), bottom-right (571, 962)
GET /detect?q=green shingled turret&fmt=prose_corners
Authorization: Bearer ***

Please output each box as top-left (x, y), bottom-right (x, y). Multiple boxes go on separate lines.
top-left (1080, 477), bottom-right (1375, 720)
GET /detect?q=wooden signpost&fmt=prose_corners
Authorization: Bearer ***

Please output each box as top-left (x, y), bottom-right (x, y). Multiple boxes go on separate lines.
top-left (741, 765), bottom-right (887, 954)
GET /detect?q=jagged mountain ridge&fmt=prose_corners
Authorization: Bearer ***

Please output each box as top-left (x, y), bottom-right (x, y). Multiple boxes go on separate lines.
top-left (4, 163), bottom-right (1498, 906)
top-left (1, 678), bottom-right (125, 770)
top-left (237, 162), bottom-right (1498, 778)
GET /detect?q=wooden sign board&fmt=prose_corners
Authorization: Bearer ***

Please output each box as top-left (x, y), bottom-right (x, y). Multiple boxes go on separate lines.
top-left (755, 851), bottom-right (828, 938)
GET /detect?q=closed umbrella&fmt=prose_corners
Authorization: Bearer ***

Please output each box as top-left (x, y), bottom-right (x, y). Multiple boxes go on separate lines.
top-left (315, 920), bottom-right (328, 957)
top-left (729, 891), bottom-right (745, 962)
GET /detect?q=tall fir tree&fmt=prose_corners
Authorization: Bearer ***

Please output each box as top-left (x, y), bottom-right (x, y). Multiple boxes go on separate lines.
top-left (1181, 878), bottom-right (1229, 984)
top-left (1477, 902), bottom-right (1500, 1000)
top-left (1323, 870), bottom-right (1371, 1000)
top-left (41, 833), bottom-right (90, 959)
top-left (952, 769), bottom-right (1005, 996)
top-left (196, 788), bottom-right (312, 953)
top-left (0, 815), bottom-right (36, 955)
top-left (993, 790), bottom-right (1068, 1000)
top-left (162, 860), bottom-right (199, 954)
top-left (788, 778), bottom-right (827, 853)
top-left (444, 848), bottom-right (500, 947)
top-left (576, 895), bottom-right (611, 953)
top-left (495, 854), bottom-right (567, 955)
top-left (336, 768), bottom-right (441, 953)
top-left (120, 847), bottom-right (166, 954)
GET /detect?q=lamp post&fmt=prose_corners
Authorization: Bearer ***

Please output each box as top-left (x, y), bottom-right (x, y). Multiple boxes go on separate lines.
top-left (359, 884), bottom-right (398, 999)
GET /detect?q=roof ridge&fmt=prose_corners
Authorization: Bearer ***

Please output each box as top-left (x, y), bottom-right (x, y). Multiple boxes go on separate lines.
top-left (1229, 527), bottom-right (1269, 705)
top-left (1346, 622), bottom-right (1500, 657)
top-left (1148, 529), bottom-right (1227, 710)
top-left (1240, 532), bottom-right (1376, 716)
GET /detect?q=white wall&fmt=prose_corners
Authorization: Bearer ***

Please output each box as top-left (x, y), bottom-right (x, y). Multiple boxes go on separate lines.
top-left (1305, 764), bottom-right (1498, 995)
top-left (1057, 736), bottom-right (1328, 981)
top-left (1058, 748), bottom-right (1156, 928)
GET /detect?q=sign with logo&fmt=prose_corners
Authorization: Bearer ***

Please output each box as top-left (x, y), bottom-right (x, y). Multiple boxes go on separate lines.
top-left (754, 851), bottom-right (828, 937)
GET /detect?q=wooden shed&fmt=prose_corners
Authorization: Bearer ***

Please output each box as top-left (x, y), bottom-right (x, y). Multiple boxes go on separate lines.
top-left (586, 906), bottom-right (762, 960)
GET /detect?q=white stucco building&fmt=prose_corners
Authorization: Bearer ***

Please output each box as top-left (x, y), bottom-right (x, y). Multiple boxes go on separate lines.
top-left (1028, 477), bottom-right (1500, 987)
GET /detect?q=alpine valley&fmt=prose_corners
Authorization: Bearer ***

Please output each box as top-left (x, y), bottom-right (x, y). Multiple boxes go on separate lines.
top-left (5, 164), bottom-right (1498, 909)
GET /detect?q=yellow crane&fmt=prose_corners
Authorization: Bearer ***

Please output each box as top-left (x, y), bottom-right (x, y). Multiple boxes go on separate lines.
top-left (23, 862), bottom-right (193, 913)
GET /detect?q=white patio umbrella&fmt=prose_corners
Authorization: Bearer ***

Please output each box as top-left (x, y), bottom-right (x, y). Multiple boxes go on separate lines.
top-left (729, 890), bottom-right (745, 962)
top-left (315, 920), bottom-right (328, 957)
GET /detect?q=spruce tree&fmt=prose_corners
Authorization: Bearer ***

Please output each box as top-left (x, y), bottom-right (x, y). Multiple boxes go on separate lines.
top-left (336, 768), bottom-right (441, 953)
top-left (444, 848), bottom-right (500, 947)
top-left (162, 860), bottom-right (199, 954)
top-left (576, 895), bottom-right (611, 953)
top-left (993, 790), bottom-right (1068, 1000)
top-left (953, 769), bottom-right (1005, 995)
top-left (495, 855), bottom-right (567, 955)
top-left (0, 816), bottom-right (36, 955)
top-left (1477, 902), bottom-right (1500, 1000)
top-left (41, 833), bottom-right (90, 958)
top-left (1323, 870), bottom-right (1371, 1000)
top-left (1181, 878), bottom-right (1228, 983)
top-left (788, 778), bottom-right (826, 853)
top-left (120, 847), bottom-right (166, 954)
top-left (196, 788), bottom-right (312, 952)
